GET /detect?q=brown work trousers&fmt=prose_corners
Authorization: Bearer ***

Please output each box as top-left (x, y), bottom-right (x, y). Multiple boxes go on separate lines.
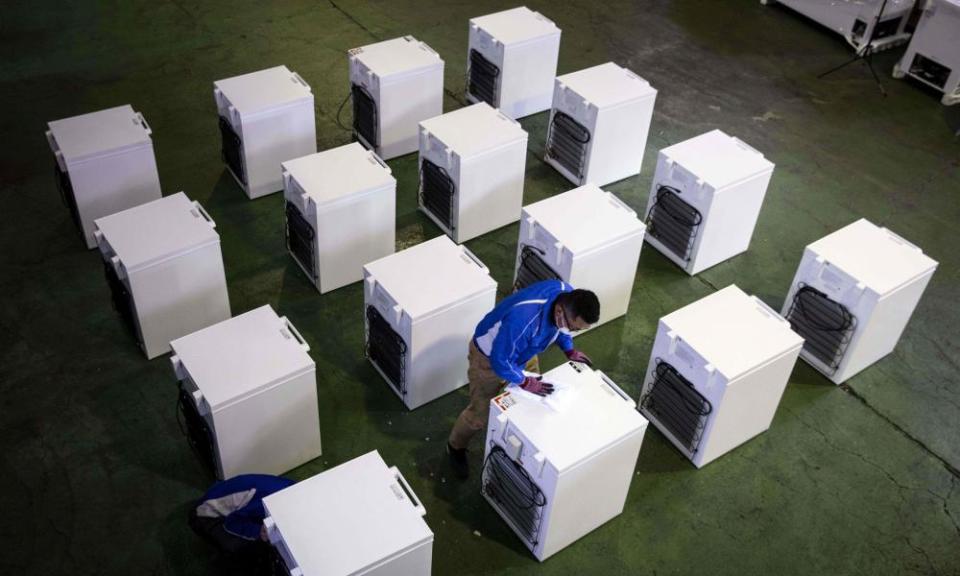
top-left (448, 341), bottom-right (539, 450)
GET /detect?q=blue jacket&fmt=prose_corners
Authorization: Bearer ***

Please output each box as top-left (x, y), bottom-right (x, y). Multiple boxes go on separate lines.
top-left (474, 280), bottom-right (574, 384)
top-left (196, 474), bottom-right (295, 541)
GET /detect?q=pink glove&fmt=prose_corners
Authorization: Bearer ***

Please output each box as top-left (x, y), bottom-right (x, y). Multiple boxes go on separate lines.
top-left (565, 349), bottom-right (593, 366)
top-left (520, 376), bottom-right (555, 396)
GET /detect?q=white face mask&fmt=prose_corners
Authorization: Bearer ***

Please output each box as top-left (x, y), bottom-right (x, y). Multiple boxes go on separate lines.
top-left (556, 308), bottom-right (574, 336)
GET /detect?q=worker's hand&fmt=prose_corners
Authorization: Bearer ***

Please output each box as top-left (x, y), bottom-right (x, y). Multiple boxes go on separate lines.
top-left (565, 349), bottom-right (593, 366)
top-left (520, 375), bottom-right (554, 396)
top-left (260, 525), bottom-right (269, 542)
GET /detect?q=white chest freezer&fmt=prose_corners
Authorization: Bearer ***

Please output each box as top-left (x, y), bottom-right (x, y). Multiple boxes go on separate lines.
top-left (765, 0), bottom-right (915, 52)
top-left (466, 6), bottom-right (561, 119)
top-left (893, 0), bottom-right (960, 106)
top-left (170, 305), bottom-right (320, 479)
top-left (780, 219), bottom-right (938, 384)
top-left (418, 103), bottom-right (528, 243)
top-left (639, 285), bottom-right (804, 468)
top-left (263, 451), bottom-right (433, 576)
top-left (213, 66), bottom-right (317, 199)
top-left (282, 144), bottom-right (396, 294)
top-left (545, 63), bottom-right (658, 187)
top-left (46, 105), bottom-right (162, 249)
top-left (482, 362), bottom-right (647, 561)
top-left (362, 236), bottom-right (497, 410)
top-left (514, 184), bottom-right (645, 330)
top-left (643, 129), bottom-right (774, 275)
top-left (94, 192), bottom-right (231, 359)
top-left (349, 36), bottom-right (444, 159)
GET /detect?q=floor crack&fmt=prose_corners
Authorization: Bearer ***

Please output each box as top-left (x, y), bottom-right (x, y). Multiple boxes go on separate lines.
top-left (839, 383), bottom-right (960, 480)
top-left (783, 405), bottom-right (914, 501)
top-left (327, 0), bottom-right (379, 40)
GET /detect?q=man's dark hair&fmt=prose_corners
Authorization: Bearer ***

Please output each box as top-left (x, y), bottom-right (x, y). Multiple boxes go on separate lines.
top-left (558, 289), bottom-right (600, 324)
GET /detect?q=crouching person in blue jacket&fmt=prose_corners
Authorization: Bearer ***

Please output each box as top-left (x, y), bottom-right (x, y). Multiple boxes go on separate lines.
top-left (189, 474), bottom-right (295, 571)
top-left (446, 280), bottom-right (600, 479)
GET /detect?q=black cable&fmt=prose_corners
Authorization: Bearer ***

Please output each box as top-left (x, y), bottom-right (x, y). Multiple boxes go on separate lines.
top-left (334, 90), bottom-right (353, 132)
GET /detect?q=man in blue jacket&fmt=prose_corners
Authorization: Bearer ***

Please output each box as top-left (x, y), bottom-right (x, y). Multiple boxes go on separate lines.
top-left (189, 474), bottom-right (295, 570)
top-left (447, 280), bottom-right (600, 479)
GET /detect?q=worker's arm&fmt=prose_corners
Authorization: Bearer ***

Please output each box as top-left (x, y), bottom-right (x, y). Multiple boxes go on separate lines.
top-left (488, 315), bottom-right (537, 385)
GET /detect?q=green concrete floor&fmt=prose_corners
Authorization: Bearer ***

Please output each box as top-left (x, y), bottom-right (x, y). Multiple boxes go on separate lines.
top-left (1, 1), bottom-right (958, 574)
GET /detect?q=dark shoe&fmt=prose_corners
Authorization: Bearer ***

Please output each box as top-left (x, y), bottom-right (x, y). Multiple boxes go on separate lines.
top-left (447, 442), bottom-right (469, 480)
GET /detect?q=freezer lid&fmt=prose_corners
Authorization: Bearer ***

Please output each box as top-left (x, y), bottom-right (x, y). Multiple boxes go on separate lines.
top-left (263, 451), bottom-right (433, 576)
top-left (94, 192), bottom-right (220, 272)
top-left (522, 184), bottom-right (645, 255)
top-left (661, 285), bottom-right (804, 380)
top-left (213, 66), bottom-right (312, 116)
top-left (499, 362), bottom-right (647, 473)
top-left (282, 143), bottom-right (395, 206)
top-left (362, 236), bottom-right (497, 321)
top-left (470, 6), bottom-right (560, 45)
top-left (556, 62), bottom-right (657, 109)
top-left (169, 305), bottom-right (314, 411)
top-left (419, 102), bottom-right (527, 158)
top-left (47, 105), bottom-right (152, 163)
top-left (806, 218), bottom-right (938, 295)
top-left (661, 129), bottom-right (774, 190)
top-left (352, 36), bottom-right (443, 78)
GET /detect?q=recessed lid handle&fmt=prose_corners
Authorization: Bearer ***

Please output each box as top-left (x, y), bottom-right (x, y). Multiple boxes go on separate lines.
top-left (367, 151), bottom-right (391, 173)
top-left (280, 316), bottom-right (311, 353)
top-left (882, 226), bottom-right (921, 252)
top-left (605, 192), bottom-right (637, 217)
top-left (290, 71), bottom-right (310, 90)
top-left (597, 369), bottom-right (635, 406)
top-left (460, 245), bottom-right (489, 274)
top-left (134, 112), bottom-right (152, 136)
top-left (192, 201), bottom-right (216, 229)
top-left (389, 466), bottom-right (427, 517)
top-left (731, 136), bottom-right (762, 156)
top-left (751, 295), bottom-right (790, 327)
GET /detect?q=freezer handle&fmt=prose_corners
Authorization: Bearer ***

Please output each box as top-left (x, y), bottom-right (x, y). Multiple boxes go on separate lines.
top-left (496, 110), bottom-right (521, 127)
top-left (597, 370), bottom-right (635, 405)
top-left (280, 316), bottom-right (311, 352)
top-left (135, 112), bottom-right (152, 135)
top-left (367, 151), bottom-right (391, 172)
top-left (623, 68), bottom-right (644, 83)
top-left (731, 136), bottom-right (762, 156)
top-left (460, 245), bottom-right (489, 274)
top-left (192, 201), bottom-right (217, 229)
top-left (389, 466), bottom-right (427, 517)
top-left (882, 227), bottom-right (921, 252)
top-left (533, 10), bottom-right (556, 26)
top-left (291, 71), bottom-right (309, 89)
top-left (751, 296), bottom-right (789, 326)
top-left (606, 192), bottom-right (637, 216)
